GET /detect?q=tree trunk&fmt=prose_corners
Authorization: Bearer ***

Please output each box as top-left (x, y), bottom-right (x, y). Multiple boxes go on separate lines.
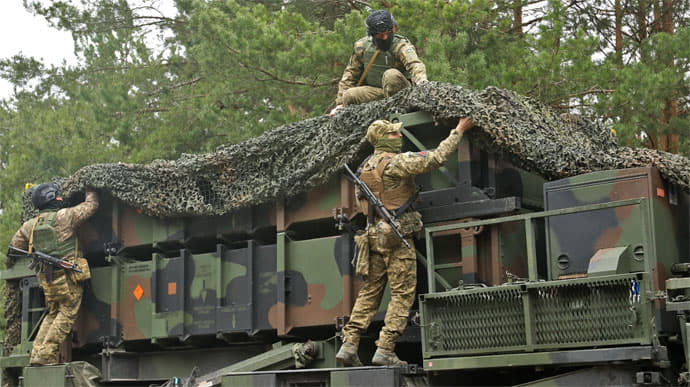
top-left (649, 0), bottom-right (678, 152)
top-left (615, 0), bottom-right (623, 67)
top-left (653, 0), bottom-right (662, 33)
top-left (661, 0), bottom-right (674, 35)
top-left (662, 0), bottom-right (678, 152)
top-left (514, 0), bottom-right (523, 36)
top-left (637, 0), bottom-right (648, 42)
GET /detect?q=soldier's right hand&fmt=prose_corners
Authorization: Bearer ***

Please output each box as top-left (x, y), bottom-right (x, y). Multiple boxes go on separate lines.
top-left (456, 117), bottom-right (474, 134)
top-left (329, 104), bottom-right (344, 117)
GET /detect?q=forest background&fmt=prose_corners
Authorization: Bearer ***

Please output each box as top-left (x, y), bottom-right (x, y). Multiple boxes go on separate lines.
top-left (0, 0), bottom-right (689, 333)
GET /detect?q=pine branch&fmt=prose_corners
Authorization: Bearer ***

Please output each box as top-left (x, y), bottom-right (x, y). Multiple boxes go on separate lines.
top-left (346, 0), bottom-right (371, 10)
top-left (221, 43), bottom-right (337, 87)
top-left (141, 77), bottom-right (203, 96)
top-left (253, 70), bottom-right (338, 87)
top-left (550, 87), bottom-right (616, 105)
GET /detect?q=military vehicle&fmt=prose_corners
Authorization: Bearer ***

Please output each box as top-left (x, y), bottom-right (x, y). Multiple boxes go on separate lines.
top-left (2, 111), bottom-right (690, 386)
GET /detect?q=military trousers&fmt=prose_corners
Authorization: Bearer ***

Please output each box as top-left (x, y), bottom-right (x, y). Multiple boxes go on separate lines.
top-left (342, 69), bottom-right (412, 105)
top-left (30, 271), bottom-right (83, 365)
top-left (341, 238), bottom-right (416, 351)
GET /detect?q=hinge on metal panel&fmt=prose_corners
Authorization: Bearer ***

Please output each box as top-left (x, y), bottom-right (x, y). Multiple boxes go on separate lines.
top-left (335, 315), bottom-right (349, 331)
top-left (402, 363), bottom-right (423, 375)
top-left (104, 240), bottom-right (122, 263)
top-left (333, 207), bottom-right (351, 231)
top-left (636, 371), bottom-right (668, 385)
top-left (285, 272), bottom-right (292, 294)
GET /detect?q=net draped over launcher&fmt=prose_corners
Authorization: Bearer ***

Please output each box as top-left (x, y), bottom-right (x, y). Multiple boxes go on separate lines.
top-left (22, 81), bottom-right (690, 220)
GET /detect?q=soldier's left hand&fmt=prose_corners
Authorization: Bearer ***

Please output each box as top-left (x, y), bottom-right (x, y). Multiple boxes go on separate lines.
top-left (456, 117), bottom-right (474, 134)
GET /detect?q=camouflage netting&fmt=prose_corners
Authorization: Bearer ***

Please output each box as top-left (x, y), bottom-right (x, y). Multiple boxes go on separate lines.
top-left (26, 82), bottom-right (690, 218)
top-left (8, 82), bottom-right (690, 358)
top-left (3, 280), bottom-right (21, 354)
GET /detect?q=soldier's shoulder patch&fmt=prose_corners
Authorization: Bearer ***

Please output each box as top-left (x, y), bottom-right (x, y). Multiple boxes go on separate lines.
top-left (406, 151), bottom-right (427, 157)
top-left (404, 47), bottom-right (418, 59)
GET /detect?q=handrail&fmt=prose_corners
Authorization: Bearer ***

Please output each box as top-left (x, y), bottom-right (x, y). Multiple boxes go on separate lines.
top-left (423, 198), bottom-right (649, 293)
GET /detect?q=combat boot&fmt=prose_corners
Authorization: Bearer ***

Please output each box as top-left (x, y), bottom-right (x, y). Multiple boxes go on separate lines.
top-left (371, 348), bottom-right (407, 367)
top-left (335, 342), bottom-right (363, 367)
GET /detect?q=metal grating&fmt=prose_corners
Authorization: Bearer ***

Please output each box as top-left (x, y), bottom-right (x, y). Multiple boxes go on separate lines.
top-left (425, 287), bottom-right (525, 352)
top-left (533, 277), bottom-right (640, 345)
top-left (422, 275), bottom-right (648, 357)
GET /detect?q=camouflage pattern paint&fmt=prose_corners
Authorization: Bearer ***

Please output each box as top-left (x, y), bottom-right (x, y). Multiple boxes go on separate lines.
top-left (279, 176), bottom-right (354, 232)
top-left (7, 110), bottom-right (683, 386)
top-left (66, 234), bottom-right (388, 347)
top-left (544, 167), bottom-right (689, 332)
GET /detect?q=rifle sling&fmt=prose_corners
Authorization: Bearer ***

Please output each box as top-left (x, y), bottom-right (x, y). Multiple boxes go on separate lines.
top-left (28, 215), bottom-right (40, 254)
top-left (367, 203), bottom-right (375, 225)
top-left (357, 49), bottom-right (380, 87)
top-left (393, 188), bottom-right (420, 218)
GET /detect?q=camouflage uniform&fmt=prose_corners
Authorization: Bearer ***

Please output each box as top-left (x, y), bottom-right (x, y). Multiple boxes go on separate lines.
top-left (11, 190), bottom-right (99, 365)
top-left (342, 122), bottom-right (464, 351)
top-left (336, 35), bottom-right (427, 106)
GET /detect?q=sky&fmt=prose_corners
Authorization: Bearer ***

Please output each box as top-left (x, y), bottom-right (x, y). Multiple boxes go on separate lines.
top-left (0, 1), bottom-right (177, 100)
top-left (0, 2), bottom-right (76, 99)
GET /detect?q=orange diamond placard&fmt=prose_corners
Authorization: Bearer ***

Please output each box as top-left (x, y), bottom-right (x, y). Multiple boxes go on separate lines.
top-left (133, 284), bottom-right (144, 300)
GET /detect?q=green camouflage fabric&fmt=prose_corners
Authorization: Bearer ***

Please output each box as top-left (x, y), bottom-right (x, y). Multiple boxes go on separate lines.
top-left (13, 190), bottom-right (99, 252)
top-left (30, 82), bottom-right (690, 221)
top-left (342, 243), bottom-right (417, 351)
top-left (31, 275), bottom-right (83, 364)
top-left (341, 69), bottom-right (411, 105)
top-left (342, 127), bottom-right (464, 351)
top-left (31, 211), bottom-right (78, 260)
top-left (336, 35), bottom-right (427, 105)
top-left (366, 119), bottom-right (403, 145)
top-left (382, 128), bottom-right (463, 187)
top-left (291, 342), bottom-right (317, 369)
top-left (10, 190), bottom-right (98, 364)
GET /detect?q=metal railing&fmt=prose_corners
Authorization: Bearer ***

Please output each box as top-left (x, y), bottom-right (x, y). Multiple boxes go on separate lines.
top-left (423, 198), bottom-right (652, 293)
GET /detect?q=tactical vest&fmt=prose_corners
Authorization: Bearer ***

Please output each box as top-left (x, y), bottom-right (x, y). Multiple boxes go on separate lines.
top-left (358, 153), bottom-right (416, 216)
top-left (362, 35), bottom-right (411, 88)
top-left (31, 211), bottom-right (77, 259)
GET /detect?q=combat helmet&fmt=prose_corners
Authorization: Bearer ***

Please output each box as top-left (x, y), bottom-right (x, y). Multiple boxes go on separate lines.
top-left (31, 183), bottom-right (60, 210)
top-left (366, 10), bottom-right (398, 36)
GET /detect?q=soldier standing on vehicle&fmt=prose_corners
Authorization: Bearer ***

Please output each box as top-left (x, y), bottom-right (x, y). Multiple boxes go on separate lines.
top-left (330, 10), bottom-right (427, 116)
top-left (9, 183), bottom-right (99, 366)
top-left (337, 117), bottom-right (474, 366)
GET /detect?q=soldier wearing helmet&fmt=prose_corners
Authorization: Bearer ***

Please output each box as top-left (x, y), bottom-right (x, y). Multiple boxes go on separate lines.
top-left (336, 117), bottom-right (474, 366)
top-left (9, 183), bottom-right (99, 365)
top-left (330, 10), bottom-right (427, 115)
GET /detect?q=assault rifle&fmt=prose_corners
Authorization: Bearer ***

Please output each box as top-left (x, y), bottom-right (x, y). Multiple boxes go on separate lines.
top-left (7, 246), bottom-right (82, 283)
top-left (343, 164), bottom-right (411, 250)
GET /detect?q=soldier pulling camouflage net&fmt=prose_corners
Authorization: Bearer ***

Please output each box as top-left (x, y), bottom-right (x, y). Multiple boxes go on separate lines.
top-left (5, 81), bottom-right (690, 384)
top-left (20, 82), bottom-right (690, 220)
